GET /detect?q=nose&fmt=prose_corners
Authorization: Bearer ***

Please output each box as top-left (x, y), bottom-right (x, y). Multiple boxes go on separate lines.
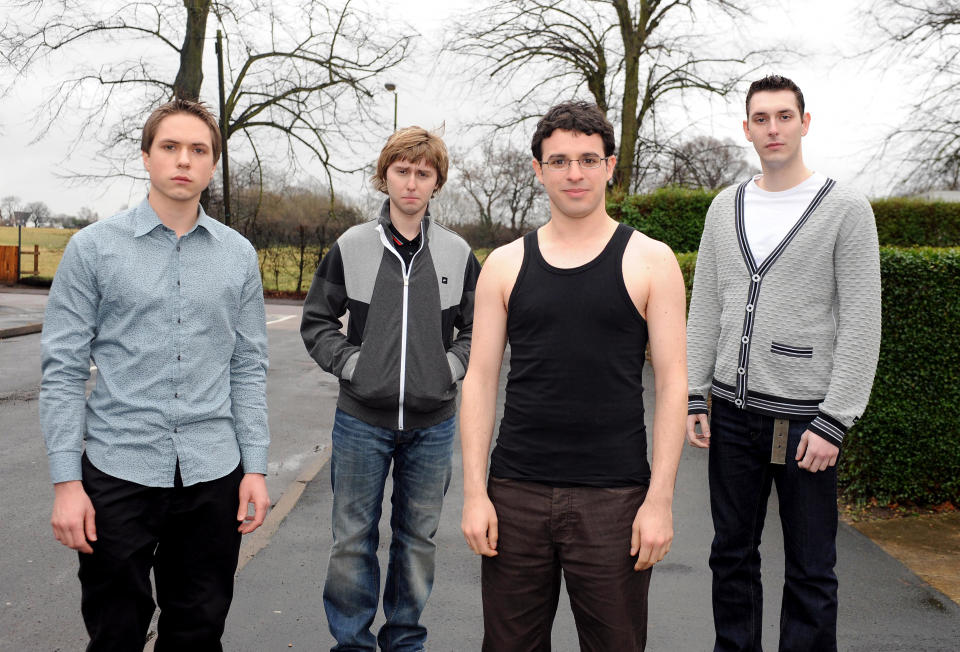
top-left (566, 160), bottom-right (585, 180)
top-left (177, 146), bottom-right (191, 167)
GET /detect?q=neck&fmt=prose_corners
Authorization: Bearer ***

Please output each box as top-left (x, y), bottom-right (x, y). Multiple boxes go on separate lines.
top-left (756, 158), bottom-right (812, 192)
top-left (148, 189), bottom-right (201, 238)
top-left (542, 209), bottom-right (617, 245)
top-left (388, 205), bottom-right (424, 240)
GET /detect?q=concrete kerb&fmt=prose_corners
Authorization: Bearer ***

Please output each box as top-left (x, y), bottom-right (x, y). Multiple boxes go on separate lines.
top-left (0, 323), bottom-right (43, 339)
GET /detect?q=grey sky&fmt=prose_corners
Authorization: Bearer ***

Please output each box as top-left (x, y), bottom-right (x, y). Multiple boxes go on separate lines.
top-left (1, 0), bottom-right (914, 219)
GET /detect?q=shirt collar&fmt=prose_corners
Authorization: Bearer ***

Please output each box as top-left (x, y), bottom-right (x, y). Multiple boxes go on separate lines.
top-left (133, 196), bottom-right (223, 241)
top-left (377, 198), bottom-right (431, 237)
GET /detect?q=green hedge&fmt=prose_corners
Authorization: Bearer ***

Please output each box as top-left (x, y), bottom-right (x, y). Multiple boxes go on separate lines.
top-left (677, 247), bottom-right (960, 505)
top-left (839, 247), bottom-right (960, 505)
top-left (611, 187), bottom-right (718, 253)
top-left (871, 198), bottom-right (960, 247)
top-left (615, 188), bottom-right (960, 251)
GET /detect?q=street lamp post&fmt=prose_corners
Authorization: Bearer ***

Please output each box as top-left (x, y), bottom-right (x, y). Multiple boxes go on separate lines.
top-left (385, 82), bottom-right (397, 132)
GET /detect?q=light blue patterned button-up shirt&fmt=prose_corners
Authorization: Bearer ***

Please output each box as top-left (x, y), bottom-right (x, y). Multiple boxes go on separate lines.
top-left (40, 197), bottom-right (269, 487)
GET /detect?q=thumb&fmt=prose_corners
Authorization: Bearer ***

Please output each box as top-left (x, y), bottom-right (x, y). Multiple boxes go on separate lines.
top-left (795, 432), bottom-right (808, 461)
top-left (488, 518), bottom-right (499, 551)
top-left (237, 493), bottom-right (249, 521)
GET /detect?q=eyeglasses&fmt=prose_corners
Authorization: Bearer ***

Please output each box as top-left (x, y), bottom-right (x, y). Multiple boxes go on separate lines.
top-left (539, 156), bottom-right (609, 171)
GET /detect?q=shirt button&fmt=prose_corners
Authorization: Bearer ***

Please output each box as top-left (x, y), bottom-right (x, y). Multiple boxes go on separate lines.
top-left (176, 246), bottom-right (181, 252)
top-left (752, 274), bottom-right (761, 282)
top-left (177, 318), bottom-right (181, 324)
top-left (175, 393), bottom-right (179, 398)
top-left (177, 280), bottom-right (180, 286)
top-left (177, 355), bottom-right (181, 361)
top-left (174, 427), bottom-right (179, 433)
top-left (745, 304), bottom-right (754, 313)
top-left (741, 336), bottom-right (750, 344)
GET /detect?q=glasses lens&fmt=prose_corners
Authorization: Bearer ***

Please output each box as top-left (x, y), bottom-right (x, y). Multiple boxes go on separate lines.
top-left (581, 157), bottom-right (601, 169)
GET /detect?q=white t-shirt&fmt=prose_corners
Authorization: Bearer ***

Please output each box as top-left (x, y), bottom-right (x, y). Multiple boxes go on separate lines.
top-left (744, 172), bottom-right (827, 265)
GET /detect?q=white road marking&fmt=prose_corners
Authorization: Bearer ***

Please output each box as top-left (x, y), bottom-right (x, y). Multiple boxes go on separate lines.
top-left (266, 314), bottom-right (297, 326)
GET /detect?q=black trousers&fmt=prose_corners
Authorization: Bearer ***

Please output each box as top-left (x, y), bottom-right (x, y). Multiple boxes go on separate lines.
top-left (708, 399), bottom-right (839, 652)
top-left (78, 454), bottom-right (243, 652)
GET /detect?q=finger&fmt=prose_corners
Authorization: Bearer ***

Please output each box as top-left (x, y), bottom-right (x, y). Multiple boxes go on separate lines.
top-left (488, 519), bottom-right (499, 552)
top-left (84, 506), bottom-right (97, 543)
top-left (70, 521), bottom-right (93, 554)
top-left (699, 415), bottom-right (712, 439)
top-left (237, 494), bottom-right (249, 522)
top-left (795, 433), bottom-right (808, 462)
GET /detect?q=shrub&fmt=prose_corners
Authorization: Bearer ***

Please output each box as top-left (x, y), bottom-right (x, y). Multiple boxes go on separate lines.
top-left (839, 247), bottom-right (960, 505)
top-left (610, 187), bottom-right (717, 253)
top-left (871, 198), bottom-right (960, 247)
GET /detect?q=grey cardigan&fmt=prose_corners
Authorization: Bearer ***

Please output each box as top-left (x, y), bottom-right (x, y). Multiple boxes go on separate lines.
top-left (686, 178), bottom-right (881, 448)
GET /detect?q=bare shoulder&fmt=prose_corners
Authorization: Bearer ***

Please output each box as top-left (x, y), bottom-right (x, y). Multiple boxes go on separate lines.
top-left (481, 236), bottom-right (525, 280)
top-left (623, 229), bottom-right (679, 273)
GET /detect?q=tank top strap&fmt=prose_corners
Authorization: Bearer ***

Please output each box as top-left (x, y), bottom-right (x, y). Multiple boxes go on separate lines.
top-left (608, 222), bottom-right (635, 261)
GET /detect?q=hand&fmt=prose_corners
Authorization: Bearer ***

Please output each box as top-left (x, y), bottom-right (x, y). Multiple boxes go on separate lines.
top-left (237, 473), bottom-right (271, 534)
top-left (795, 430), bottom-right (839, 473)
top-left (461, 494), bottom-right (499, 557)
top-left (686, 413), bottom-right (711, 448)
top-left (51, 481), bottom-right (97, 554)
top-left (630, 496), bottom-right (673, 571)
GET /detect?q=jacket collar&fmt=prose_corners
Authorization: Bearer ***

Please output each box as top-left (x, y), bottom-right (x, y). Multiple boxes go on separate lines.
top-left (377, 198), bottom-right (431, 242)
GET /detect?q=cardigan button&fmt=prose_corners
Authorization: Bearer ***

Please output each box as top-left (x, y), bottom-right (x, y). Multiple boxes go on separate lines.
top-left (734, 399), bottom-right (743, 407)
top-left (741, 336), bottom-right (749, 344)
top-left (738, 367), bottom-right (745, 375)
top-left (752, 274), bottom-right (761, 282)
top-left (745, 304), bottom-right (754, 312)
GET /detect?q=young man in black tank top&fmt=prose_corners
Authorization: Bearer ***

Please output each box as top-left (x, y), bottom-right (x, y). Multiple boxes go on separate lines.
top-left (460, 101), bottom-right (688, 651)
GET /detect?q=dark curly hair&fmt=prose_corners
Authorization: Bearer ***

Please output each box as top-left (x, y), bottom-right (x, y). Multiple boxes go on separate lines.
top-left (531, 101), bottom-right (616, 161)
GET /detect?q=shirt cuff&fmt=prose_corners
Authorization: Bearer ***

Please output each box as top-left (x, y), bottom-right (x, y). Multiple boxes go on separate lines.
top-left (239, 445), bottom-right (269, 475)
top-left (688, 394), bottom-right (708, 415)
top-left (447, 351), bottom-right (466, 383)
top-left (808, 411), bottom-right (847, 449)
top-left (48, 451), bottom-right (83, 484)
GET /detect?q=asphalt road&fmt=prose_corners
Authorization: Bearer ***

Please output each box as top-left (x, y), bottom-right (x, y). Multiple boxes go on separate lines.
top-left (2, 291), bottom-right (959, 650)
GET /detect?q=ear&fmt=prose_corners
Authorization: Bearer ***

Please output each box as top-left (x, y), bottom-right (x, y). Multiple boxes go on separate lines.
top-left (605, 155), bottom-right (617, 182)
top-left (801, 112), bottom-right (811, 137)
top-left (742, 119), bottom-right (753, 143)
top-left (142, 149), bottom-right (151, 171)
top-left (532, 159), bottom-right (544, 184)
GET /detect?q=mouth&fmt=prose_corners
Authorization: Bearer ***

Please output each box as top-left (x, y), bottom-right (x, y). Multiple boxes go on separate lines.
top-left (766, 142), bottom-right (784, 150)
top-left (172, 176), bottom-right (192, 183)
top-left (563, 188), bottom-right (589, 196)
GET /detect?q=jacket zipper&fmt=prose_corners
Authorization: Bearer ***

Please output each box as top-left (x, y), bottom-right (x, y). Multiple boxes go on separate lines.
top-left (377, 224), bottom-right (425, 430)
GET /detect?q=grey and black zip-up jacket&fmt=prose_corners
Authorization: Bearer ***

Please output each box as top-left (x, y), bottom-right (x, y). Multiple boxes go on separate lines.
top-left (687, 178), bottom-right (881, 448)
top-left (301, 201), bottom-right (481, 430)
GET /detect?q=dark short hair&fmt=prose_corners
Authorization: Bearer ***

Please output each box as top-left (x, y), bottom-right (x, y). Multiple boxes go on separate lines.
top-left (531, 101), bottom-right (616, 161)
top-left (142, 99), bottom-right (222, 161)
top-left (746, 75), bottom-right (805, 117)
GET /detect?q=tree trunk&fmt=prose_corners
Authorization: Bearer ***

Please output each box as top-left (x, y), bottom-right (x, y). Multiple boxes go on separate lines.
top-left (173, 0), bottom-right (211, 101)
top-left (612, 0), bottom-right (642, 194)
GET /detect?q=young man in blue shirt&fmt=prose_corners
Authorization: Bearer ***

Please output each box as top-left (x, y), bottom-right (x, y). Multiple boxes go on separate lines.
top-left (40, 99), bottom-right (270, 651)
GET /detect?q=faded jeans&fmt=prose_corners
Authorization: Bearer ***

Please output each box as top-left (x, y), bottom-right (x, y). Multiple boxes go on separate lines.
top-left (323, 409), bottom-right (454, 652)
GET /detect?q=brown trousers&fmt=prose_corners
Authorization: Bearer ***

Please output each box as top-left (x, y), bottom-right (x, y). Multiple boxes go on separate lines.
top-left (481, 477), bottom-right (652, 652)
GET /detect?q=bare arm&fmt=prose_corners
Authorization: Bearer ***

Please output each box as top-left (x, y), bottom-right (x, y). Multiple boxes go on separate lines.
top-left (628, 240), bottom-right (688, 570)
top-left (460, 244), bottom-right (518, 557)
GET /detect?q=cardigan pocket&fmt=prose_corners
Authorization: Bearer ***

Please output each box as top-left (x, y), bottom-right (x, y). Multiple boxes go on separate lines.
top-left (770, 341), bottom-right (813, 358)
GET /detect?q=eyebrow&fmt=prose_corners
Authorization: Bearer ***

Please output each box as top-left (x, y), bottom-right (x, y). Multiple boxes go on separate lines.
top-left (545, 151), bottom-right (602, 159)
top-left (751, 109), bottom-right (795, 118)
top-left (158, 139), bottom-right (210, 147)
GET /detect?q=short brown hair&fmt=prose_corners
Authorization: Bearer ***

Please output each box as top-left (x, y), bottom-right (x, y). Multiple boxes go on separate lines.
top-left (141, 99), bottom-right (222, 161)
top-left (371, 127), bottom-right (448, 195)
top-left (746, 75), bottom-right (805, 117)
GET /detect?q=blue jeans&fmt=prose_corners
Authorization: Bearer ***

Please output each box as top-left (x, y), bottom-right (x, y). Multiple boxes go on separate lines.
top-left (708, 399), bottom-right (838, 652)
top-left (323, 409), bottom-right (454, 652)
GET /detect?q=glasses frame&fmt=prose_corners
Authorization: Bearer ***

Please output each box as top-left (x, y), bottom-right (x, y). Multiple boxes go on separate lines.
top-left (538, 156), bottom-right (610, 171)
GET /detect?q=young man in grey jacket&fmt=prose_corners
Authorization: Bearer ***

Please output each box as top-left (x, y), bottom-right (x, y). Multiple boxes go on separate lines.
top-left (686, 75), bottom-right (881, 651)
top-left (301, 126), bottom-right (481, 651)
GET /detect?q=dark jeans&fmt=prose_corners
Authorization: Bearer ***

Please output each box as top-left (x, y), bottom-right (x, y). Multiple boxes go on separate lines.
top-left (78, 454), bottom-right (243, 652)
top-left (482, 476), bottom-right (652, 652)
top-left (708, 399), bottom-right (838, 652)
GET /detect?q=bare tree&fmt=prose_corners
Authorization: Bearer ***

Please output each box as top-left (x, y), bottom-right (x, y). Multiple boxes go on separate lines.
top-left (654, 136), bottom-right (755, 189)
top-left (449, 0), bottom-right (767, 193)
top-left (2, 0), bottom-right (412, 203)
top-left (23, 201), bottom-right (53, 227)
top-left (869, 1), bottom-right (960, 193)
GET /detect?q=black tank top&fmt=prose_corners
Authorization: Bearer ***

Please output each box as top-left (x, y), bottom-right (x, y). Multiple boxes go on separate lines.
top-left (489, 223), bottom-right (650, 487)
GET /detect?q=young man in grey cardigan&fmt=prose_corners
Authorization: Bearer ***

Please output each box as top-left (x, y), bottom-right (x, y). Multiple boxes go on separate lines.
top-left (686, 75), bottom-right (881, 651)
